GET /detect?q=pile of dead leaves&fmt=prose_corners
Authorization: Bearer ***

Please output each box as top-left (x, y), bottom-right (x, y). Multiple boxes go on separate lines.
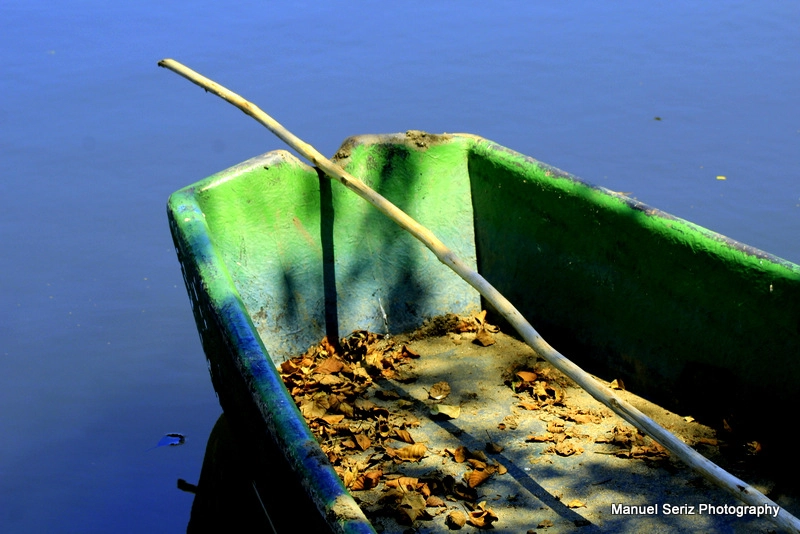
top-left (279, 318), bottom-right (503, 528)
top-left (595, 424), bottom-right (669, 460)
top-left (279, 331), bottom-right (423, 489)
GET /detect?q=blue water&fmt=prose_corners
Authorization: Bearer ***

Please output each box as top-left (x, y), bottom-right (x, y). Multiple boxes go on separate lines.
top-left (2, 2), bottom-right (798, 532)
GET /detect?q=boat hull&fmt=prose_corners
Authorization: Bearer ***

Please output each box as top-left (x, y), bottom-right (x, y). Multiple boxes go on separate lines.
top-left (168, 132), bottom-right (800, 532)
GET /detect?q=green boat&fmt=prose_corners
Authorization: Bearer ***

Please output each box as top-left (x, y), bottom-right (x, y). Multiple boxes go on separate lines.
top-left (169, 132), bottom-right (800, 533)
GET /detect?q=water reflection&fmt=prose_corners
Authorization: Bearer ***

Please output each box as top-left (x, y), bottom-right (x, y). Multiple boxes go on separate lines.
top-left (186, 413), bottom-right (326, 534)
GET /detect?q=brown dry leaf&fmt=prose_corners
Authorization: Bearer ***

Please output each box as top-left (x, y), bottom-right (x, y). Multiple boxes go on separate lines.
top-left (351, 470), bottom-right (382, 491)
top-left (299, 396), bottom-right (329, 419)
top-left (398, 491), bottom-right (429, 523)
top-left (321, 414), bottom-right (345, 425)
top-left (386, 476), bottom-right (419, 492)
top-left (446, 510), bottom-right (467, 529)
top-left (466, 468), bottom-right (494, 488)
top-left (696, 437), bottom-right (718, 446)
top-left (474, 327), bottom-right (496, 346)
top-left (429, 381), bottom-right (452, 400)
top-left (320, 336), bottom-right (339, 356)
top-left (537, 519), bottom-right (554, 528)
top-left (518, 401), bottom-right (539, 411)
top-left (567, 498), bottom-right (586, 508)
top-left (354, 433), bottom-right (371, 451)
top-left (447, 446), bottom-right (469, 463)
top-left (610, 378), bottom-right (625, 390)
top-left (426, 495), bottom-right (446, 508)
top-left (391, 428), bottom-right (415, 444)
top-left (554, 440), bottom-right (583, 456)
top-left (400, 345), bottom-right (420, 359)
top-left (547, 421), bottom-right (565, 434)
top-left (566, 411), bottom-right (601, 424)
top-left (387, 443), bottom-right (427, 462)
top-left (747, 441), bottom-right (762, 455)
top-left (467, 501), bottom-right (499, 528)
top-left (467, 458), bottom-right (487, 469)
top-left (316, 356), bottom-right (344, 375)
top-left (516, 371), bottom-right (538, 382)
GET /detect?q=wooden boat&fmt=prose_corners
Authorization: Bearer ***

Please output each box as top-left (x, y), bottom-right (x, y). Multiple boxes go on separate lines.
top-left (169, 132), bottom-right (800, 533)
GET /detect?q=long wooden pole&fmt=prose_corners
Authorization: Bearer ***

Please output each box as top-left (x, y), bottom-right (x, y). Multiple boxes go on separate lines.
top-left (158, 58), bottom-right (800, 533)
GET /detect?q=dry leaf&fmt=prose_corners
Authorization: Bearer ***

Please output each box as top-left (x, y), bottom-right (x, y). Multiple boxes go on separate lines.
top-left (400, 345), bottom-right (420, 359)
top-left (446, 510), bottom-right (467, 529)
top-left (386, 476), bottom-right (419, 491)
top-left (474, 327), bottom-right (496, 346)
top-left (466, 468), bottom-right (493, 488)
top-left (516, 371), bottom-right (538, 382)
top-left (426, 495), bottom-right (446, 507)
top-left (610, 378), bottom-right (625, 390)
top-left (316, 356), bottom-right (344, 374)
top-left (387, 443), bottom-right (427, 462)
top-left (567, 498), bottom-right (586, 508)
top-left (431, 404), bottom-right (461, 419)
top-left (321, 414), bottom-right (345, 425)
top-left (467, 501), bottom-right (499, 528)
top-left (554, 440), bottom-right (583, 456)
top-left (547, 420), bottom-right (565, 433)
top-left (429, 381), bottom-right (452, 400)
top-left (447, 446), bottom-right (469, 463)
top-left (354, 433), bottom-right (371, 451)
top-left (351, 470), bottom-right (382, 491)
top-left (391, 428), bottom-right (415, 444)
top-left (398, 491), bottom-right (428, 523)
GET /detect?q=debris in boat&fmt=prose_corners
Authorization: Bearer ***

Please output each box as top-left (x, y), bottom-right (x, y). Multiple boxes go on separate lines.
top-left (278, 310), bottom-right (769, 532)
top-left (445, 509), bottom-right (467, 529)
top-left (147, 432), bottom-right (186, 451)
top-left (594, 424), bottom-right (668, 460)
top-left (428, 381), bottom-right (451, 400)
top-left (278, 312), bottom-right (509, 528)
top-left (465, 501), bottom-right (499, 528)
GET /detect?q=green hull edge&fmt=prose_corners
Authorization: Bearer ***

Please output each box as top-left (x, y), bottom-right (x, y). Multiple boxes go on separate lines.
top-left (168, 132), bottom-right (800, 531)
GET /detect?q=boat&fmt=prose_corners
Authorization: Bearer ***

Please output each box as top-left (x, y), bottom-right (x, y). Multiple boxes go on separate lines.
top-left (168, 131), bottom-right (800, 533)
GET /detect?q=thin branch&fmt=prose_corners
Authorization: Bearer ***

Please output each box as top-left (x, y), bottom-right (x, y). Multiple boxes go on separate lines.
top-left (158, 58), bottom-right (800, 534)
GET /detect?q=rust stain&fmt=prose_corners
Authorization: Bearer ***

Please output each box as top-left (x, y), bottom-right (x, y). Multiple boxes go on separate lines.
top-left (292, 216), bottom-right (318, 250)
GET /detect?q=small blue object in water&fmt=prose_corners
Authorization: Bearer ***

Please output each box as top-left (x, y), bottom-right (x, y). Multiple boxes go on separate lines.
top-left (147, 433), bottom-right (186, 451)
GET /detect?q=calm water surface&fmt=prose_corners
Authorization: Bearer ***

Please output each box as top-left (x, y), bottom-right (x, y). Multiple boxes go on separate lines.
top-left (2, 2), bottom-right (798, 532)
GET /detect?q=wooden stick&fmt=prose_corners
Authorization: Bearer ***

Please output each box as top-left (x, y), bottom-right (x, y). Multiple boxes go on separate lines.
top-left (158, 58), bottom-right (800, 533)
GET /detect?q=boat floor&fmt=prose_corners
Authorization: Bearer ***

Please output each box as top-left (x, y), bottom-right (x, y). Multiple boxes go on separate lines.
top-left (285, 321), bottom-right (798, 533)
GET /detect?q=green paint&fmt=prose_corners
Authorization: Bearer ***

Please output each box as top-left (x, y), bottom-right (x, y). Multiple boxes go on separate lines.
top-left (169, 132), bottom-right (800, 531)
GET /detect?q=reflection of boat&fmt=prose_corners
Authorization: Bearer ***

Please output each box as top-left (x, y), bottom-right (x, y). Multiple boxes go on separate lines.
top-left (186, 413), bottom-right (325, 533)
top-left (169, 132), bottom-right (800, 533)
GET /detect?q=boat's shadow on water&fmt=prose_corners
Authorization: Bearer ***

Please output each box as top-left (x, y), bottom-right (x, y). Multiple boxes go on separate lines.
top-left (184, 412), bottom-right (327, 534)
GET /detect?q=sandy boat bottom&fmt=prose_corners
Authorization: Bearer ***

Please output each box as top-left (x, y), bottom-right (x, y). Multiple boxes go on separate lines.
top-left (284, 318), bottom-right (791, 533)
